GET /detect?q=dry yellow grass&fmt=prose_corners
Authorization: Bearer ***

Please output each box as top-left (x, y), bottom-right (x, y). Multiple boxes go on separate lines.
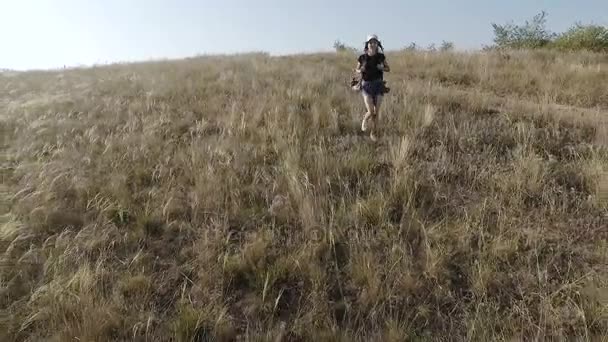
top-left (1, 49), bottom-right (608, 341)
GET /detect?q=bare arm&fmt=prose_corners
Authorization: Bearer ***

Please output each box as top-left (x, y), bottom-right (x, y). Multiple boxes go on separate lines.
top-left (383, 59), bottom-right (391, 72)
top-left (355, 62), bottom-right (363, 73)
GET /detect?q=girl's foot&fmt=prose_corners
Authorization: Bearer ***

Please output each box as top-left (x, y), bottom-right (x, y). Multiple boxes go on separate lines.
top-left (361, 113), bottom-right (370, 132)
top-left (370, 132), bottom-right (378, 142)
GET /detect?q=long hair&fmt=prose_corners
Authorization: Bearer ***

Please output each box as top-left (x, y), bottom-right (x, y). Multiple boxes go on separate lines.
top-left (364, 41), bottom-right (384, 53)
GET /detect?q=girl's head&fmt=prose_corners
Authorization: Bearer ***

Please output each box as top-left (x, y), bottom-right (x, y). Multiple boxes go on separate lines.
top-left (365, 34), bottom-right (382, 54)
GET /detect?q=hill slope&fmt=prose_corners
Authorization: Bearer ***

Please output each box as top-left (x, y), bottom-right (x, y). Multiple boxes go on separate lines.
top-left (1, 50), bottom-right (608, 341)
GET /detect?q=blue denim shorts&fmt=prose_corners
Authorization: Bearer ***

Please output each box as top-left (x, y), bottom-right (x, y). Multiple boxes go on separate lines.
top-left (361, 79), bottom-right (384, 101)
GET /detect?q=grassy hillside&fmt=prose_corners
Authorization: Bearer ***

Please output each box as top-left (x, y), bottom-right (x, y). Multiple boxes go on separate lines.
top-left (1, 50), bottom-right (607, 341)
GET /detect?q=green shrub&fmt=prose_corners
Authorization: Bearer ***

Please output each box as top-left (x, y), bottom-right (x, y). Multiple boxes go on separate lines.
top-left (490, 11), bottom-right (608, 53)
top-left (552, 23), bottom-right (608, 52)
top-left (491, 11), bottom-right (555, 49)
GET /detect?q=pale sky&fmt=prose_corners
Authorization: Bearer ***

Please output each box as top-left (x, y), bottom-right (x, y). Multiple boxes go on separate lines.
top-left (1, 0), bottom-right (607, 70)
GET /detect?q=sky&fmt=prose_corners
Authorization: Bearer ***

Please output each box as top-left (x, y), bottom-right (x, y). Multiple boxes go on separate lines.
top-left (1, 0), bottom-right (607, 70)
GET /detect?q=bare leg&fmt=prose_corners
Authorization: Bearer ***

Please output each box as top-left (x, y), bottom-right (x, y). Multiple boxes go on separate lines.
top-left (369, 95), bottom-right (383, 140)
top-left (362, 94), bottom-right (375, 132)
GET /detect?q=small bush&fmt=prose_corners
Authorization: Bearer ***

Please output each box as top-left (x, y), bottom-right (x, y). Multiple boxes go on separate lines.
top-left (490, 11), bottom-right (608, 53)
top-left (552, 23), bottom-right (608, 52)
top-left (440, 41), bottom-right (455, 52)
top-left (404, 42), bottom-right (418, 51)
top-left (491, 11), bottom-right (555, 49)
top-left (333, 40), bottom-right (347, 52)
